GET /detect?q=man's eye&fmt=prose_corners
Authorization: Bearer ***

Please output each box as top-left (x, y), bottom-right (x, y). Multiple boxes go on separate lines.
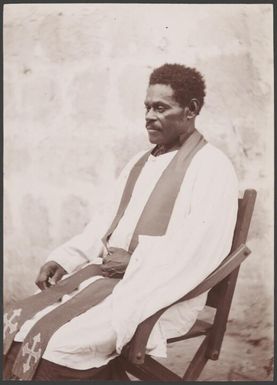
top-left (144, 105), bottom-right (167, 113)
top-left (156, 106), bottom-right (166, 113)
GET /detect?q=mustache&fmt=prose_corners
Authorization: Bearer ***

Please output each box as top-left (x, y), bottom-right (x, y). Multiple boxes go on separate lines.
top-left (145, 123), bottom-right (161, 130)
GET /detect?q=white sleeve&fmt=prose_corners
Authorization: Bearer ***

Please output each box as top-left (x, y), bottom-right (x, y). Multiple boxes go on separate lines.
top-left (46, 150), bottom-right (147, 273)
top-left (111, 145), bottom-right (239, 352)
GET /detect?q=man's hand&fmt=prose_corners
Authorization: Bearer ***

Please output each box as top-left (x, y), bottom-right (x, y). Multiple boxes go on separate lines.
top-left (35, 261), bottom-right (67, 290)
top-left (101, 247), bottom-right (131, 278)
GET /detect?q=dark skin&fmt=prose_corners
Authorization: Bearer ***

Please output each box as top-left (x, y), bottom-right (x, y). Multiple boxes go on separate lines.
top-left (35, 261), bottom-right (67, 290)
top-left (101, 247), bottom-right (132, 278)
top-left (36, 84), bottom-right (199, 288)
top-left (144, 84), bottom-right (198, 150)
top-left (35, 247), bottom-right (131, 289)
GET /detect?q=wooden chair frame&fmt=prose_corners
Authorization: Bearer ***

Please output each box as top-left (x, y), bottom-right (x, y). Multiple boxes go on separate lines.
top-left (115, 189), bottom-right (257, 381)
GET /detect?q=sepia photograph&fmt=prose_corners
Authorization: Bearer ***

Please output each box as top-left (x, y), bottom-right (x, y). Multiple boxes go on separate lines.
top-left (3, 3), bottom-right (274, 381)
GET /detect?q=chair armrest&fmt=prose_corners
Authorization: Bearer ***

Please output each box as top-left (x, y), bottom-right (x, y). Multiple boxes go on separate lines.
top-left (123, 243), bottom-right (251, 364)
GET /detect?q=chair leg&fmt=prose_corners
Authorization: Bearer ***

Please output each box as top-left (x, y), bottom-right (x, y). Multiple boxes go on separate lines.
top-left (183, 335), bottom-right (209, 381)
top-left (117, 357), bottom-right (158, 381)
top-left (110, 357), bottom-right (131, 380)
top-left (118, 355), bottom-right (181, 381)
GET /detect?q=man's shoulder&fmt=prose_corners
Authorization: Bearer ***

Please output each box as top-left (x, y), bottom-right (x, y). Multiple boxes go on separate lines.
top-left (197, 142), bottom-right (234, 165)
top-left (192, 142), bottom-right (237, 177)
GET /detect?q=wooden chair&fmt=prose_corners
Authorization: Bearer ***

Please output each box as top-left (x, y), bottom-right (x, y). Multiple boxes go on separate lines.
top-left (115, 189), bottom-right (257, 381)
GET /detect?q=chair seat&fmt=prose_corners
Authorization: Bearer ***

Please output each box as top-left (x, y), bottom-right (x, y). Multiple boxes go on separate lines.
top-left (167, 319), bottom-right (212, 343)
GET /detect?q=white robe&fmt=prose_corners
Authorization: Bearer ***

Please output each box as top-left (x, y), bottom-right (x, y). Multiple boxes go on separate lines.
top-left (15, 143), bottom-right (238, 370)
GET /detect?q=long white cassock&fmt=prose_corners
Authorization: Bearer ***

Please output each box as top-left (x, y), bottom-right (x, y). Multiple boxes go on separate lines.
top-left (15, 142), bottom-right (238, 370)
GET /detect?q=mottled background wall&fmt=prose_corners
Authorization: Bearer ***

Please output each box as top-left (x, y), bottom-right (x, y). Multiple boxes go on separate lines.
top-left (4, 4), bottom-right (273, 380)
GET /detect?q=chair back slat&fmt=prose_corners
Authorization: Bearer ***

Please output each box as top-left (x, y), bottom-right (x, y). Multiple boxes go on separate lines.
top-left (207, 189), bottom-right (257, 308)
top-left (231, 189), bottom-right (257, 252)
top-left (205, 189), bottom-right (257, 359)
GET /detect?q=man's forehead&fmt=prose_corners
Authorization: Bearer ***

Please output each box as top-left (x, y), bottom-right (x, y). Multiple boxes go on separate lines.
top-left (145, 84), bottom-right (178, 105)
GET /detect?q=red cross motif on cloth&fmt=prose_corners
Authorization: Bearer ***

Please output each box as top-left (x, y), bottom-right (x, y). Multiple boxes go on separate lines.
top-left (3, 308), bottom-right (22, 339)
top-left (22, 333), bottom-right (42, 373)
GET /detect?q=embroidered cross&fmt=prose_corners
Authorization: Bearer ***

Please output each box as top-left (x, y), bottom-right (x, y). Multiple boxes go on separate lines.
top-left (3, 308), bottom-right (22, 339)
top-left (22, 333), bottom-right (42, 373)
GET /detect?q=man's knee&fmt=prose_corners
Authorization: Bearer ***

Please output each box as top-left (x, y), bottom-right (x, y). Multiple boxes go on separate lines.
top-left (3, 342), bottom-right (22, 380)
top-left (34, 359), bottom-right (63, 380)
top-left (3, 342), bottom-right (113, 380)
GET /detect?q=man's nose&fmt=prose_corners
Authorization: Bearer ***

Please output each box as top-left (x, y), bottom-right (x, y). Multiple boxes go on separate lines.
top-left (145, 108), bottom-right (157, 122)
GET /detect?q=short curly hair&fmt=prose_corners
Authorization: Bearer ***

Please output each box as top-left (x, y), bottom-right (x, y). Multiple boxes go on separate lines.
top-left (149, 63), bottom-right (206, 113)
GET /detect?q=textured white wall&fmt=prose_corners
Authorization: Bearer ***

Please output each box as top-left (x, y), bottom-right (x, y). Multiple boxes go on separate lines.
top-left (4, 3), bottom-right (273, 354)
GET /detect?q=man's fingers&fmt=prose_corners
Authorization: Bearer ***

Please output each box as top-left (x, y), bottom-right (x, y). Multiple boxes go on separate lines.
top-left (102, 263), bottom-right (120, 272)
top-left (101, 265), bottom-right (123, 278)
top-left (51, 268), bottom-right (64, 284)
top-left (102, 260), bottom-right (113, 268)
top-left (103, 259), bottom-right (122, 267)
top-left (108, 247), bottom-right (117, 253)
top-left (101, 265), bottom-right (111, 277)
top-left (42, 280), bottom-right (50, 290)
top-left (101, 265), bottom-right (111, 273)
top-left (35, 271), bottom-right (50, 290)
top-left (35, 281), bottom-right (44, 290)
top-left (101, 265), bottom-right (116, 276)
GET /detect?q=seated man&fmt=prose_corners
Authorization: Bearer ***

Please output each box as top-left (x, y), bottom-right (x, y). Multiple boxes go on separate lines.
top-left (3, 63), bottom-right (238, 380)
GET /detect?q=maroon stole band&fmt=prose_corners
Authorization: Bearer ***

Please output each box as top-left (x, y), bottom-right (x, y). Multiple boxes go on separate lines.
top-left (12, 277), bottom-right (120, 380)
top-left (101, 149), bottom-right (152, 247)
top-left (102, 129), bottom-right (207, 253)
top-left (3, 264), bottom-right (103, 356)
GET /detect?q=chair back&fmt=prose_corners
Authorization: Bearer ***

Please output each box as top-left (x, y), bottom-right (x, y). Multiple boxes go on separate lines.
top-left (205, 189), bottom-right (257, 359)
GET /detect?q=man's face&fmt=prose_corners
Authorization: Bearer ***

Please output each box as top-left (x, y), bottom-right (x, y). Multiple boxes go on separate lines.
top-left (144, 84), bottom-right (187, 146)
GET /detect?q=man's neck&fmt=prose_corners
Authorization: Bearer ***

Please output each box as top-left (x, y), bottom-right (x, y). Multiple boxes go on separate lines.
top-left (152, 128), bottom-right (196, 157)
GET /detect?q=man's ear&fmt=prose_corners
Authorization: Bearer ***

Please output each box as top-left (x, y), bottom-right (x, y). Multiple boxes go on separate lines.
top-left (185, 98), bottom-right (200, 119)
